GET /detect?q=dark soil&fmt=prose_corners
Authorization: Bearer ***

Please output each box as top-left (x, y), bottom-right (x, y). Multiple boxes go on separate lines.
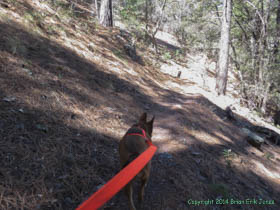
top-left (0, 1), bottom-right (279, 210)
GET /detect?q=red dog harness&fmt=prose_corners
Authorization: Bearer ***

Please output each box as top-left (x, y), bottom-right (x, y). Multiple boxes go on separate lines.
top-left (126, 127), bottom-right (153, 146)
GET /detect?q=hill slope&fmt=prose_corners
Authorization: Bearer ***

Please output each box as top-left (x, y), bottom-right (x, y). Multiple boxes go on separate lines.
top-left (0, 1), bottom-right (279, 210)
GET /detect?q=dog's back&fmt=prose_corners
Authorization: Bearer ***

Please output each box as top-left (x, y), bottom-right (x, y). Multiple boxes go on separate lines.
top-left (120, 137), bottom-right (145, 162)
top-left (119, 128), bottom-right (149, 168)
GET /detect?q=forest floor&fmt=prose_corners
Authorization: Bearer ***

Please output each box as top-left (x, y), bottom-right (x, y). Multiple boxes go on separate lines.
top-left (0, 1), bottom-right (280, 210)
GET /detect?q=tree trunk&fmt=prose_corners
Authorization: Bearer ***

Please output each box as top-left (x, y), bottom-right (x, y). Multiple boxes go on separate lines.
top-left (216, 0), bottom-right (232, 95)
top-left (261, 82), bottom-right (272, 114)
top-left (99, 0), bottom-right (113, 27)
top-left (145, 0), bottom-right (148, 31)
top-left (253, 0), bottom-right (271, 110)
top-left (95, 0), bottom-right (99, 18)
top-left (274, 0), bottom-right (280, 59)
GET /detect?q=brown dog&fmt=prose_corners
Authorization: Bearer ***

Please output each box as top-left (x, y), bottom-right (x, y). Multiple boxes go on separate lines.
top-left (119, 113), bottom-right (155, 210)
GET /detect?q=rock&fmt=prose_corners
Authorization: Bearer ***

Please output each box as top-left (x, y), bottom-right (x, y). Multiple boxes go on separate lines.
top-left (242, 128), bottom-right (264, 149)
top-left (21, 67), bottom-right (33, 75)
top-left (124, 44), bottom-right (138, 61)
top-left (225, 106), bottom-right (235, 121)
top-left (158, 152), bottom-right (173, 160)
top-left (158, 152), bottom-right (174, 166)
top-left (3, 96), bottom-right (16, 102)
top-left (273, 110), bottom-right (280, 126)
top-left (35, 124), bottom-right (48, 133)
top-left (252, 126), bottom-right (280, 145)
top-left (191, 152), bottom-right (201, 156)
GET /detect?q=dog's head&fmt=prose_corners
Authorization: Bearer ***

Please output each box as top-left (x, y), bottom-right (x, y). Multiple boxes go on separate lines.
top-left (136, 113), bottom-right (155, 137)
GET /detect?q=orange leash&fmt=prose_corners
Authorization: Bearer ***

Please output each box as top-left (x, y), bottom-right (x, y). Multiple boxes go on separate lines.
top-left (76, 144), bottom-right (157, 210)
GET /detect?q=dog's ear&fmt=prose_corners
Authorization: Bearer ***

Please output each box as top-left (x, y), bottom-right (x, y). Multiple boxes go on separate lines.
top-left (147, 116), bottom-right (155, 136)
top-left (148, 116), bottom-right (155, 126)
top-left (139, 112), bottom-right (147, 124)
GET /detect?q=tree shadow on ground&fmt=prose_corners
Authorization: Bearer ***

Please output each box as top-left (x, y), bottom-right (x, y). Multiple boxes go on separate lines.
top-left (0, 18), bottom-right (279, 210)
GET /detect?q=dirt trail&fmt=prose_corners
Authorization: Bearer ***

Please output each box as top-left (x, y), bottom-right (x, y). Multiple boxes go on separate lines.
top-left (103, 76), bottom-right (280, 210)
top-left (0, 1), bottom-right (279, 210)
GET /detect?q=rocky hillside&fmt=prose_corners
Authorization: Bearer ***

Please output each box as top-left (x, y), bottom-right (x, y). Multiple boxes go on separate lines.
top-left (0, 1), bottom-right (279, 210)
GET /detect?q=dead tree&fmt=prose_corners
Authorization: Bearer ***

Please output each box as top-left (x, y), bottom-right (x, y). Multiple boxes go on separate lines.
top-left (144, 0), bottom-right (167, 53)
